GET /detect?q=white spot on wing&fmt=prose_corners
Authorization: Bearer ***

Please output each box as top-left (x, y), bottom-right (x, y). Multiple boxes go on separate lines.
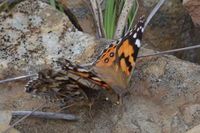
top-left (118, 38), bottom-right (122, 44)
top-left (68, 66), bottom-right (73, 70)
top-left (77, 68), bottom-right (89, 72)
top-left (135, 39), bottom-right (141, 47)
top-left (91, 77), bottom-right (102, 81)
top-left (142, 28), bottom-right (144, 32)
top-left (133, 33), bottom-right (137, 38)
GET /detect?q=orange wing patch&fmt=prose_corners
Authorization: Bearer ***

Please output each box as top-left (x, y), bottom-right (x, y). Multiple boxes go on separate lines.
top-left (56, 58), bottom-right (112, 89)
top-left (117, 39), bottom-right (135, 61)
top-left (68, 70), bottom-right (111, 88)
top-left (96, 43), bottom-right (117, 67)
top-left (68, 70), bottom-right (90, 78)
top-left (120, 58), bottom-right (130, 76)
top-left (117, 39), bottom-right (135, 76)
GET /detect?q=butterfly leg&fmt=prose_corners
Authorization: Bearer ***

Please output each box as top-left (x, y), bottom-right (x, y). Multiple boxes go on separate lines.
top-left (116, 94), bottom-right (127, 120)
top-left (117, 94), bottom-right (123, 105)
top-left (86, 99), bottom-right (95, 119)
top-left (57, 103), bottom-right (77, 112)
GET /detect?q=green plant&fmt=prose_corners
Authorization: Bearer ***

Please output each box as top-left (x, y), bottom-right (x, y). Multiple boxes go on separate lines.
top-left (50, 0), bottom-right (56, 8)
top-left (49, 0), bottom-right (64, 13)
top-left (104, 0), bottom-right (116, 39)
top-left (0, 1), bottom-right (20, 12)
top-left (103, 0), bottom-right (137, 39)
top-left (127, 0), bottom-right (137, 29)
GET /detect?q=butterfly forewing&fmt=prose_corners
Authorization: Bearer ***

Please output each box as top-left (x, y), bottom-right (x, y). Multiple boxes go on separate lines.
top-left (56, 58), bottom-right (112, 90)
top-left (116, 16), bottom-right (145, 80)
top-left (92, 16), bottom-right (145, 94)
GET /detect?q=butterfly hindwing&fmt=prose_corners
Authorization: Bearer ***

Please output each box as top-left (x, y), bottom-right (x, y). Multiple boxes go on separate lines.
top-left (25, 69), bottom-right (89, 106)
top-left (56, 58), bottom-right (112, 90)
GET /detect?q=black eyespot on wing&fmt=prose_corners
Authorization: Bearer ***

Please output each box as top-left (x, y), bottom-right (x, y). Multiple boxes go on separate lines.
top-left (104, 58), bottom-right (109, 63)
top-left (110, 52), bottom-right (114, 57)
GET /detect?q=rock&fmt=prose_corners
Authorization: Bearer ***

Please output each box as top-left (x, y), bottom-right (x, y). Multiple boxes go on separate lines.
top-left (0, 125), bottom-right (21, 133)
top-left (183, 0), bottom-right (200, 28)
top-left (0, 0), bottom-right (99, 78)
top-left (0, 110), bottom-right (12, 125)
top-left (186, 124), bottom-right (200, 133)
top-left (139, 0), bottom-right (200, 64)
top-left (0, 110), bottom-right (20, 133)
top-left (58, 0), bottom-right (96, 35)
top-left (1, 0), bottom-right (200, 133)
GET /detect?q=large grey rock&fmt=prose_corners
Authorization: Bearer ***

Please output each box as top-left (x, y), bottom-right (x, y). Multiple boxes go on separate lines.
top-left (58, 0), bottom-right (96, 35)
top-left (0, 0), bottom-right (97, 78)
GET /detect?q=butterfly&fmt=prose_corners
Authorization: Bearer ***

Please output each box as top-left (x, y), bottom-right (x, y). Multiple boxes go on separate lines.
top-left (25, 16), bottom-right (145, 106)
top-left (92, 16), bottom-right (145, 95)
top-left (58, 16), bottom-right (145, 95)
top-left (25, 68), bottom-right (94, 106)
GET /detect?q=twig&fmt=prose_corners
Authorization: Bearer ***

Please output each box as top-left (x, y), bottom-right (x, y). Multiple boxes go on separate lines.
top-left (90, 0), bottom-right (103, 38)
top-left (0, 0), bottom-right (7, 7)
top-left (1, 44), bottom-right (200, 84)
top-left (144, 0), bottom-right (165, 29)
top-left (138, 44), bottom-right (200, 58)
top-left (11, 111), bottom-right (78, 121)
top-left (0, 74), bottom-right (37, 83)
top-left (96, 0), bottom-right (105, 37)
top-left (2, 102), bottom-right (46, 133)
top-left (114, 0), bottom-right (134, 39)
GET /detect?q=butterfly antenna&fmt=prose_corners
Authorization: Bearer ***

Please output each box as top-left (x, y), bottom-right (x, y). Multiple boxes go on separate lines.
top-left (144, 0), bottom-right (165, 29)
top-left (138, 44), bottom-right (200, 58)
top-left (2, 102), bottom-right (46, 133)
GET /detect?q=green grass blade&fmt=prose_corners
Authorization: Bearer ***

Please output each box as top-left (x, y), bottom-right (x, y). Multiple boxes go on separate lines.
top-left (50, 0), bottom-right (56, 8)
top-left (110, 7), bottom-right (116, 39)
top-left (118, 0), bottom-right (125, 15)
top-left (128, 0), bottom-right (136, 27)
top-left (104, 0), bottom-right (116, 39)
top-left (58, 4), bottom-right (64, 12)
